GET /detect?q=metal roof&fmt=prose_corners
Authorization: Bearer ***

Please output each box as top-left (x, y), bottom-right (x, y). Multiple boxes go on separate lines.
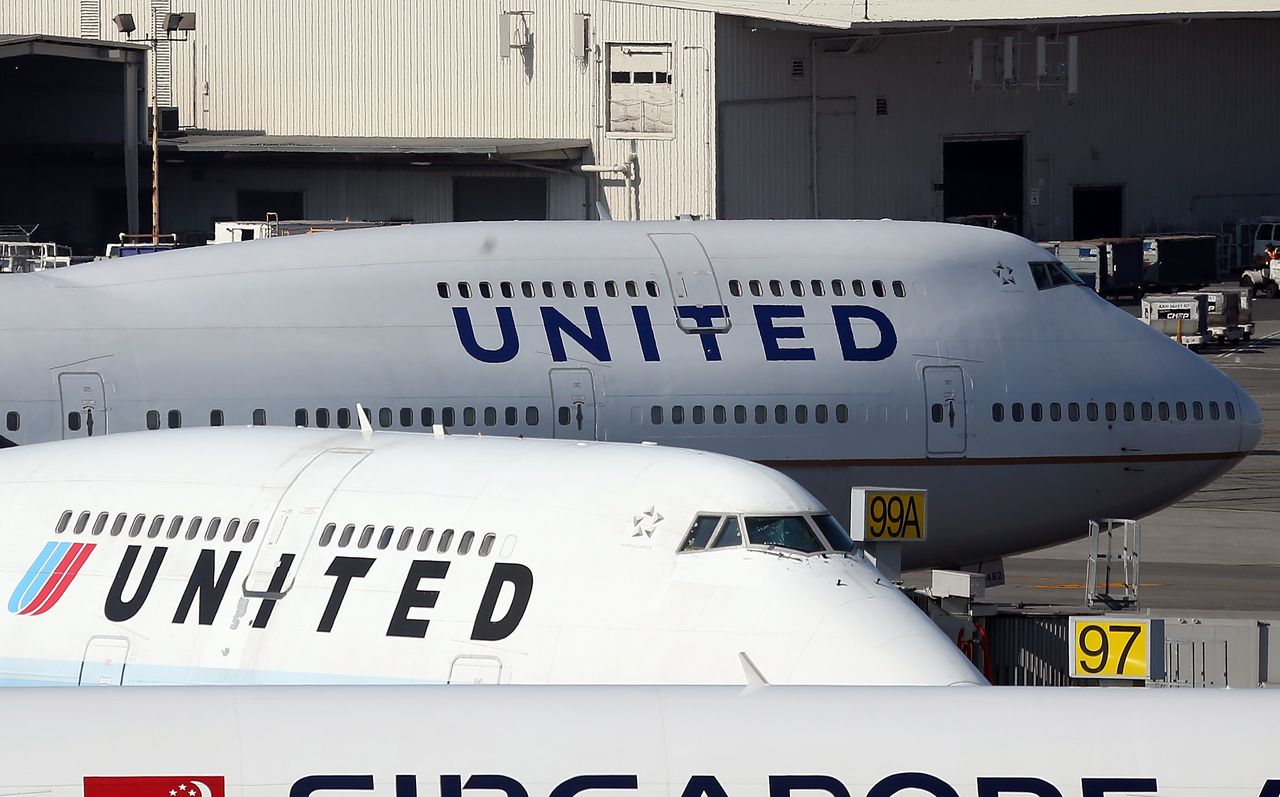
top-left (164, 134), bottom-right (590, 161)
top-left (611, 0), bottom-right (1280, 28)
top-left (0, 33), bottom-right (148, 60)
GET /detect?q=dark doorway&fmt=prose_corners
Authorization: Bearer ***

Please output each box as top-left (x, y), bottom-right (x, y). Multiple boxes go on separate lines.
top-left (453, 177), bottom-right (548, 222)
top-left (1072, 185), bottom-right (1123, 239)
top-left (943, 138), bottom-right (1024, 234)
top-left (237, 190), bottom-right (304, 220)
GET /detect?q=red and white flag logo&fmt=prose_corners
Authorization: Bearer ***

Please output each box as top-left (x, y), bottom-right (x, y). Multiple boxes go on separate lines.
top-left (85, 777), bottom-right (225, 797)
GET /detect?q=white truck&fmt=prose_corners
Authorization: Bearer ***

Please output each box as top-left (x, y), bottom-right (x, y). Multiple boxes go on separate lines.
top-left (1239, 219), bottom-right (1279, 298)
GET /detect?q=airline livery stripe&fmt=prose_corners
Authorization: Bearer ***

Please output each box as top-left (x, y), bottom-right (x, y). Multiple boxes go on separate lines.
top-left (761, 450), bottom-right (1247, 469)
top-left (23, 543), bottom-right (94, 616)
top-left (8, 542), bottom-right (67, 614)
top-left (18, 543), bottom-right (85, 616)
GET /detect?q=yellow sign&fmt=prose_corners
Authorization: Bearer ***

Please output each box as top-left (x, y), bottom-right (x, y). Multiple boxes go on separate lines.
top-left (853, 489), bottom-right (927, 541)
top-left (1069, 617), bottom-right (1151, 679)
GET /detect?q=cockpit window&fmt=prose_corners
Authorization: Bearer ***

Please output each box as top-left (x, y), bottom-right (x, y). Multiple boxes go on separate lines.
top-left (710, 516), bottom-right (742, 548)
top-left (745, 516), bottom-right (825, 553)
top-left (679, 515), bottom-right (722, 552)
top-left (1028, 260), bottom-right (1086, 290)
top-left (812, 514), bottom-right (857, 552)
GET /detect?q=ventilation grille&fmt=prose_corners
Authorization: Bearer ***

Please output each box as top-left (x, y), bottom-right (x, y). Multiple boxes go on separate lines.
top-left (78, 0), bottom-right (100, 38)
top-left (875, 96), bottom-right (888, 116)
top-left (791, 58), bottom-right (805, 78)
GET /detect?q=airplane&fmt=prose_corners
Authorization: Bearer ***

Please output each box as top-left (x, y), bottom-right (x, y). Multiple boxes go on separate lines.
top-left (0, 219), bottom-right (1260, 568)
top-left (1, 681), bottom-right (1277, 797)
top-left (0, 426), bottom-right (984, 688)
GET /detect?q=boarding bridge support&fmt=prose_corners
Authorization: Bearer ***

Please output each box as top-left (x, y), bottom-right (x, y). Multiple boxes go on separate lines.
top-left (1086, 518), bottom-right (1140, 610)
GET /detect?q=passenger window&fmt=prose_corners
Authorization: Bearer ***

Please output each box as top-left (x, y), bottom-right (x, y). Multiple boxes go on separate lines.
top-left (831, 280), bottom-right (846, 296)
top-left (815, 404), bottom-right (828, 424)
top-left (6, 411), bottom-right (18, 432)
top-left (146, 410), bottom-right (160, 430)
top-left (335, 524), bottom-right (353, 547)
top-left (253, 408), bottom-right (267, 426)
top-left (92, 512), bottom-right (108, 536)
top-left (378, 526), bottom-right (394, 550)
top-left (745, 515), bottom-right (824, 553)
top-left (1193, 401), bottom-right (1204, 421)
top-left (1158, 402), bottom-right (1170, 421)
top-left (437, 528), bottom-right (455, 553)
top-left (680, 515), bottom-right (722, 551)
top-left (1142, 402), bottom-right (1153, 421)
top-left (836, 404), bottom-right (849, 423)
top-left (224, 518), bottom-right (241, 542)
top-left (442, 407), bottom-right (455, 427)
top-left (1176, 401), bottom-right (1187, 421)
top-left (458, 530), bottom-right (475, 555)
top-left (710, 516), bottom-right (742, 548)
top-left (734, 405), bottom-right (746, 424)
top-left (584, 281), bottom-right (598, 298)
top-left (479, 532), bottom-right (497, 556)
top-left (769, 279), bottom-right (783, 297)
top-left (1087, 403), bottom-right (1099, 422)
top-left (934, 403), bottom-right (945, 423)
top-left (1209, 401), bottom-right (1220, 420)
top-left (437, 282), bottom-right (450, 299)
top-left (316, 408), bottom-right (331, 428)
top-left (56, 510), bottom-right (72, 533)
top-left (500, 282), bottom-right (514, 299)
top-left (110, 513), bottom-right (127, 537)
top-left (749, 280), bottom-right (763, 297)
top-left (605, 280), bottom-right (619, 298)
top-left (651, 406), bottom-right (664, 424)
top-left (672, 406), bottom-right (685, 424)
top-left (1226, 401), bottom-right (1236, 420)
top-left (205, 517), bottom-right (221, 542)
top-left (421, 407), bottom-right (434, 426)
top-left (185, 517), bottom-right (203, 541)
top-left (505, 407), bottom-right (518, 426)
top-left (295, 408), bottom-right (309, 427)
top-left (521, 281), bottom-right (535, 298)
top-left (400, 408), bottom-right (413, 427)
top-left (563, 281), bottom-right (577, 298)
top-left (542, 281), bottom-right (556, 298)
top-left (1032, 403), bottom-right (1043, 422)
top-left (458, 282), bottom-right (472, 299)
top-left (479, 281), bottom-right (493, 299)
top-left (692, 405), bottom-right (705, 424)
top-left (872, 280), bottom-right (886, 297)
top-left (755, 405), bottom-right (767, 424)
top-left (210, 409), bottom-right (224, 427)
top-left (892, 280), bottom-right (906, 298)
top-left (147, 515), bottom-right (165, 538)
top-left (1068, 402), bottom-right (1080, 422)
top-left (484, 406), bottom-right (497, 426)
top-left (166, 515), bottom-right (185, 539)
top-left (417, 528), bottom-right (435, 552)
top-left (358, 525), bottom-right (375, 548)
top-left (129, 515), bottom-right (145, 537)
top-left (243, 520), bottom-right (258, 543)
top-left (526, 406), bottom-right (539, 426)
top-left (1105, 402), bottom-right (1117, 422)
top-left (625, 280), bottom-right (638, 298)
top-left (646, 280), bottom-right (659, 297)
top-left (1123, 402), bottom-right (1135, 422)
top-left (464, 407), bottom-right (477, 427)
top-left (852, 280), bottom-right (866, 297)
top-left (1012, 403), bottom-right (1024, 422)
top-left (729, 279), bottom-right (742, 297)
top-left (397, 528), bottom-right (414, 551)
top-left (319, 523), bottom-right (336, 547)
top-left (1050, 403), bottom-right (1062, 422)
top-left (790, 279), bottom-right (804, 296)
top-left (379, 407), bottom-right (393, 428)
top-left (811, 279), bottom-right (825, 296)
top-left (337, 408), bottom-right (351, 428)
top-left (775, 405), bottom-right (787, 424)
top-left (795, 404), bottom-right (808, 424)
top-left (168, 410), bottom-right (182, 429)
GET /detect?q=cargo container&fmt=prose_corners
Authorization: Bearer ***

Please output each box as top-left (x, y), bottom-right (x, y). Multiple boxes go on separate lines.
top-left (1200, 289), bottom-right (1244, 343)
top-left (1141, 293), bottom-right (1208, 347)
top-left (1040, 238), bottom-right (1143, 298)
top-left (1141, 235), bottom-right (1218, 292)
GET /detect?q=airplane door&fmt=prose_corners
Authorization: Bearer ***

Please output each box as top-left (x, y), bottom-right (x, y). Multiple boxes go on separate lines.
top-left (924, 366), bottom-right (967, 455)
top-left (79, 635), bottom-right (128, 686)
top-left (58, 372), bottom-right (106, 439)
top-left (243, 448), bottom-right (370, 598)
top-left (549, 368), bottom-right (596, 440)
top-left (648, 233), bottom-right (730, 333)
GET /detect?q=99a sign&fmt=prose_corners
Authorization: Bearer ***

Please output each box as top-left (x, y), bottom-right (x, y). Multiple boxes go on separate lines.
top-left (851, 488), bottom-right (927, 542)
top-left (1069, 617), bottom-right (1155, 680)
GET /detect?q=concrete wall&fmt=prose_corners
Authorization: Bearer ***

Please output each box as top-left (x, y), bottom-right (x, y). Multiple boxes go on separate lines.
top-left (1, 0), bottom-right (718, 221)
top-left (717, 16), bottom-right (1280, 237)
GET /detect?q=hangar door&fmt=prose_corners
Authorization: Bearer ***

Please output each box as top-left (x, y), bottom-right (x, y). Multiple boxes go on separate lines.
top-left (943, 137), bottom-right (1024, 234)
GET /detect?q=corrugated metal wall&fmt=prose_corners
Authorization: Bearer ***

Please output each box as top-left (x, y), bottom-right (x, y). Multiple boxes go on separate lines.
top-left (718, 16), bottom-right (1280, 236)
top-left (1, 0), bottom-right (716, 221)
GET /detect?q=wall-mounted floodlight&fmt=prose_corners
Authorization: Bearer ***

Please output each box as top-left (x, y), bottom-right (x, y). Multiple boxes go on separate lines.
top-left (113, 13), bottom-right (136, 34)
top-left (164, 12), bottom-right (196, 32)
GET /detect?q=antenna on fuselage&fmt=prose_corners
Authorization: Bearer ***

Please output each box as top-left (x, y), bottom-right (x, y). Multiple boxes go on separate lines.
top-left (355, 403), bottom-right (373, 442)
top-left (738, 652), bottom-right (769, 692)
top-left (595, 201), bottom-right (612, 221)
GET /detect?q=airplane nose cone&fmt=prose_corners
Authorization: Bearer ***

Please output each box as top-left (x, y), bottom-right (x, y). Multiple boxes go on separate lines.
top-left (1238, 387), bottom-right (1263, 453)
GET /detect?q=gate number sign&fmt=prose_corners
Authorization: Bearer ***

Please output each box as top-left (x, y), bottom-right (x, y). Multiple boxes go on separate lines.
top-left (1069, 617), bottom-right (1152, 679)
top-left (850, 488), bottom-right (927, 542)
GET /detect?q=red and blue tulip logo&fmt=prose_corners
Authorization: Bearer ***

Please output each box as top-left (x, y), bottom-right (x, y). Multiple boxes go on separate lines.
top-left (7, 541), bottom-right (95, 615)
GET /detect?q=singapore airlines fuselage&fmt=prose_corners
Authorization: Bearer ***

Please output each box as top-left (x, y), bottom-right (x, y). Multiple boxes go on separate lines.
top-left (0, 220), bottom-right (1259, 567)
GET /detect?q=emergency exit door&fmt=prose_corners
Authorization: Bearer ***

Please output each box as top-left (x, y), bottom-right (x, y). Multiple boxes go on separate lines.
top-left (79, 635), bottom-right (129, 686)
top-left (549, 368), bottom-right (596, 440)
top-left (924, 366), bottom-right (967, 455)
top-left (58, 372), bottom-right (106, 439)
top-left (649, 233), bottom-right (730, 333)
top-left (243, 448), bottom-right (370, 598)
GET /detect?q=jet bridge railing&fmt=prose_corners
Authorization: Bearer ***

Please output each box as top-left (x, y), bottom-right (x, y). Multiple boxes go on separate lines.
top-left (1086, 518), bottom-right (1140, 610)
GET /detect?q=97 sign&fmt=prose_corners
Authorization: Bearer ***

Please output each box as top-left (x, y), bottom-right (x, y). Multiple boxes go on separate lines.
top-left (851, 488), bottom-right (927, 542)
top-left (1069, 617), bottom-right (1156, 680)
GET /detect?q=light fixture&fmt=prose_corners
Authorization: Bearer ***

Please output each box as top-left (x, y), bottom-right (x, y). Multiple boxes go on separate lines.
top-left (165, 12), bottom-right (196, 32)
top-left (113, 13), bottom-right (136, 34)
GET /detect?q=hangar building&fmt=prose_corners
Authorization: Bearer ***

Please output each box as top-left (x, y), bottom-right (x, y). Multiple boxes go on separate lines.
top-left (2, 0), bottom-right (1276, 254)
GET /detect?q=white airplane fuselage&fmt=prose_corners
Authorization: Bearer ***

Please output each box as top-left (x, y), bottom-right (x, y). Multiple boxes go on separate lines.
top-left (0, 220), bottom-right (1260, 567)
top-left (0, 428), bottom-right (984, 688)
top-left (1, 684), bottom-right (1277, 797)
